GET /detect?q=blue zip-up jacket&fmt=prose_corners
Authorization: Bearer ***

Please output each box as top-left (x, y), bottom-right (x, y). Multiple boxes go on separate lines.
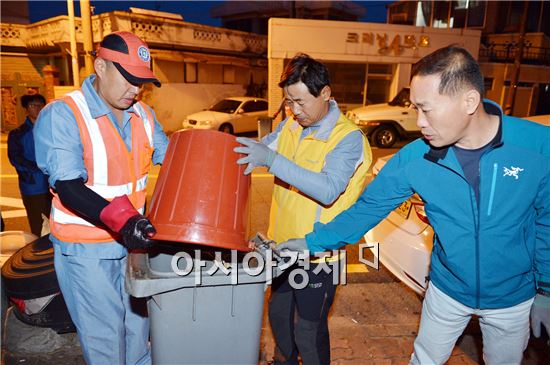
top-left (306, 101), bottom-right (550, 309)
top-left (7, 117), bottom-right (49, 196)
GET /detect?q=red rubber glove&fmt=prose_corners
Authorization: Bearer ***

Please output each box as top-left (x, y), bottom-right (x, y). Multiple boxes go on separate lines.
top-left (99, 195), bottom-right (156, 249)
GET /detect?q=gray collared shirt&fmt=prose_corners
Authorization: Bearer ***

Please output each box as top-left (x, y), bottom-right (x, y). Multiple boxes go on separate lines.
top-left (262, 100), bottom-right (365, 205)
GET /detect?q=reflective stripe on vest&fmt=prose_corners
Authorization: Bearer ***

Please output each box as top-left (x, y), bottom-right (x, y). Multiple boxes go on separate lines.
top-left (49, 90), bottom-right (154, 243)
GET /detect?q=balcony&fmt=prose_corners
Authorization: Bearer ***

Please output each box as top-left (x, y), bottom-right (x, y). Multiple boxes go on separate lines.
top-left (1, 11), bottom-right (267, 56)
top-left (479, 43), bottom-right (550, 66)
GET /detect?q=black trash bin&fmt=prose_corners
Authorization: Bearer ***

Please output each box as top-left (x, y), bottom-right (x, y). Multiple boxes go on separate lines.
top-left (1, 234), bottom-right (76, 334)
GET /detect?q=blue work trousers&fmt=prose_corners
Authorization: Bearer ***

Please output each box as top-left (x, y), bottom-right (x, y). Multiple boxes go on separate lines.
top-left (54, 245), bottom-right (151, 365)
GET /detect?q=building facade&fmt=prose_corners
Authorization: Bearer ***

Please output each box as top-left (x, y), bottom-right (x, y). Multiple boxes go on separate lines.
top-left (387, 0), bottom-right (550, 116)
top-left (4, 1), bottom-right (547, 132)
top-left (267, 17), bottom-right (481, 119)
top-left (263, 1), bottom-right (550, 122)
top-left (1, 7), bottom-right (267, 132)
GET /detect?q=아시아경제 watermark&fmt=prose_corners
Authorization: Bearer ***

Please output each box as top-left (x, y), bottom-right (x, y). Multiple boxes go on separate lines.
top-left (169, 244), bottom-right (380, 289)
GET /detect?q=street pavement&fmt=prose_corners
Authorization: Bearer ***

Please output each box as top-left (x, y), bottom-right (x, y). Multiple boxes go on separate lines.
top-left (1, 132), bottom-right (549, 364)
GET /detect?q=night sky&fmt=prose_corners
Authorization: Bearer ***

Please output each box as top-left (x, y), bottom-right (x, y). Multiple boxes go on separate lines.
top-left (26, 1), bottom-right (392, 26)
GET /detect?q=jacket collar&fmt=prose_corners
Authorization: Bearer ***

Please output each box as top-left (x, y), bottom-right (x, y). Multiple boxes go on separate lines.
top-left (81, 74), bottom-right (138, 120)
top-left (24, 117), bottom-right (34, 128)
top-left (423, 99), bottom-right (504, 164)
top-left (289, 99), bottom-right (341, 142)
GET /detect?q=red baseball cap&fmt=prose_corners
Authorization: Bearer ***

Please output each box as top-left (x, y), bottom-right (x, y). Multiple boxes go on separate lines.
top-left (96, 31), bottom-right (161, 87)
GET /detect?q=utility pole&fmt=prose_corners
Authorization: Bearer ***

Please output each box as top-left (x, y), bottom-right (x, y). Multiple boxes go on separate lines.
top-left (67, 0), bottom-right (80, 87)
top-left (504, 0), bottom-right (529, 115)
top-left (290, 1), bottom-right (296, 18)
top-left (80, 0), bottom-right (94, 76)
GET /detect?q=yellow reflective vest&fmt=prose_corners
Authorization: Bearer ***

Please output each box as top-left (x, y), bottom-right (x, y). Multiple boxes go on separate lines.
top-left (267, 113), bottom-right (372, 250)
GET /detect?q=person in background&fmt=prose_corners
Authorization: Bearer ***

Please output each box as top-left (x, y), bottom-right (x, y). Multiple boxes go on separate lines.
top-left (235, 54), bottom-right (372, 365)
top-left (34, 31), bottom-right (169, 365)
top-left (278, 45), bottom-right (550, 365)
top-left (8, 94), bottom-right (50, 236)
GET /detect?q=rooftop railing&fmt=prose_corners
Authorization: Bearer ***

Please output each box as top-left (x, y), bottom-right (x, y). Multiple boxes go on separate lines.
top-left (479, 43), bottom-right (550, 66)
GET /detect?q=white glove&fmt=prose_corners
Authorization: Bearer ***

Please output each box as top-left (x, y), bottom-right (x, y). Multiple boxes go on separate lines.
top-left (234, 137), bottom-right (277, 175)
top-left (531, 293), bottom-right (550, 338)
top-left (276, 238), bottom-right (308, 255)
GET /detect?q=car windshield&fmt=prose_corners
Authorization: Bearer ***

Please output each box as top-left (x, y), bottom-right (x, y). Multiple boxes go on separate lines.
top-left (388, 88), bottom-right (411, 107)
top-left (209, 99), bottom-right (242, 114)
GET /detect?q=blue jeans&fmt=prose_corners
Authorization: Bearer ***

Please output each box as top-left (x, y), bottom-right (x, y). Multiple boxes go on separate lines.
top-left (54, 245), bottom-right (151, 365)
top-left (410, 282), bottom-right (534, 365)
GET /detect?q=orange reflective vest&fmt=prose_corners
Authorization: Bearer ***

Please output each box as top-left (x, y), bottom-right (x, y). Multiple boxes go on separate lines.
top-left (49, 90), bottom-right (155, 243)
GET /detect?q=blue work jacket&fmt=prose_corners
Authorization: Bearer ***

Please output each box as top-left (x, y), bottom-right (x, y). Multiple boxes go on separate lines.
top-left (306, 101), bottom-right (550, 309)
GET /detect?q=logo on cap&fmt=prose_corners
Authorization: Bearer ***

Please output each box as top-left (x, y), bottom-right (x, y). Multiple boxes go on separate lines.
top-left (137, 46), bottom-right (150, 62)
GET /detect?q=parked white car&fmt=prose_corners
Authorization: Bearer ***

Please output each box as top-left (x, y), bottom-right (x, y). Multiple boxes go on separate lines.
top-left (347, 88), bottom-right (420, 148)
top-left (182, 97), bottom-right (268, 134)
top-left (366, 154), bottom-right (432, 295)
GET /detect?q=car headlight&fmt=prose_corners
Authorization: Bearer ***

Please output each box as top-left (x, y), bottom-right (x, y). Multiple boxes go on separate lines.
top-left (199, 120), bottom-right (211, 126)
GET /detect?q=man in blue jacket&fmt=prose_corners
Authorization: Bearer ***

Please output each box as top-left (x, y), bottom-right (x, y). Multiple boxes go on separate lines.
top-left (8, 94), bottom-right (51, 236)
top-left (278, 45), bottom-right (550, 364)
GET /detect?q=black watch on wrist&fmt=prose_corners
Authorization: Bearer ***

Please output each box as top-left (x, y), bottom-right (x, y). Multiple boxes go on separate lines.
top-left (537, 287), bottom-right (550, 297)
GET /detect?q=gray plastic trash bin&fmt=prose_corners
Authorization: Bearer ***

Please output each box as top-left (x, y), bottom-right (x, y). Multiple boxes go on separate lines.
top-left (126, 248), bottom-right (266, 365)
